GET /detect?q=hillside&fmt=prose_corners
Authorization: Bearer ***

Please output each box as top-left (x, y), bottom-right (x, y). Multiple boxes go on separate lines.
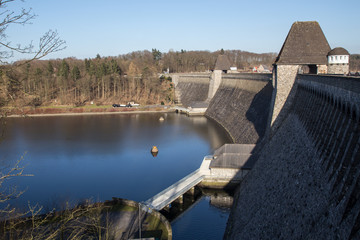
top-left (0, 49), bottom-right (276, 109)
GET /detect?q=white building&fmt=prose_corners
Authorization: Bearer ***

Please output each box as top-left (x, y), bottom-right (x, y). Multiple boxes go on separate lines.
top-left (327, 47), bottom-right (350, 75)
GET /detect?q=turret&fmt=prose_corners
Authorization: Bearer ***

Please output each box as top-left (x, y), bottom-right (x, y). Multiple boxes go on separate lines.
top-left (327, 47), bottom-right (350, 75)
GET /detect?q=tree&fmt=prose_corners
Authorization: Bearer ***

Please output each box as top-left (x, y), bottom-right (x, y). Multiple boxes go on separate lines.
top-left (0, 0), bottom-right (66, 64)
top-left (1, 0), bottom-right (67, 206)
top-left (0, 157), bottom-right (32, 204)
top-left (128, 61), bottom-right (139, 76)
top-left (350, 54), bottom-right (360, 72)
top-left (71, 65), bottom-right (81, 81)
top-left (109, 58), bottom-right (121, 75)
top-left (0, 2), bottom-right (75, 238)
top-left (59, 59), bottom-right (70, 79)
top-left (46, 61), bottom-right (54, 76)
top-left (152, 48), bottom-right (162, 61)
top-left (84, 58), bottom-right (91, 73)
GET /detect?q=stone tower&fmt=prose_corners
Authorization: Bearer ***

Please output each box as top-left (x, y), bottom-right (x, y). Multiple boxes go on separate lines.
top-left (208, 54), bottom-right (231, 99)
top-left (327, 47), bottom-right (350, 75)
top-left (271, 21), bottom-right (331, 131)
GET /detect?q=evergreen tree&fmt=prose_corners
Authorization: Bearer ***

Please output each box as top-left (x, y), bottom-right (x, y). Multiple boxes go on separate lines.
top-left (47, 61), bottom-right (54, 76)
top-left (84, 58), bottom-right (91, 73)
top-left (71, 65), bottom-right (81, 81)
top-left (59, 59), bottom-right (70, 79)
top-left (110, 59), bottom-right (121, 75)
top-left (152, 48), bottom-right (162, 61)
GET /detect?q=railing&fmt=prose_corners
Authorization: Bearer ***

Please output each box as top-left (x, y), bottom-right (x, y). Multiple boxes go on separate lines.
top-left (144, 169), bottom-right (205, 210)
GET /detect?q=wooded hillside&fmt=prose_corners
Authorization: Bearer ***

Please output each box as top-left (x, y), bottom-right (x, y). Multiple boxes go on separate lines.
top-left (0, 49), bottom-right (276, 108)
top-left (350, 54), bottom-right (360, 72)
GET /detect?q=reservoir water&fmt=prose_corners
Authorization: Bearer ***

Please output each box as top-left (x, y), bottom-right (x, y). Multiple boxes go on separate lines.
top-left (0, 112), bottom-right (232, 239)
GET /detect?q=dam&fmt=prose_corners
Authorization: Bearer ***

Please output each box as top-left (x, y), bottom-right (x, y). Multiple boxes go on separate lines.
top-left (150, 21), bottom-right (360, 239)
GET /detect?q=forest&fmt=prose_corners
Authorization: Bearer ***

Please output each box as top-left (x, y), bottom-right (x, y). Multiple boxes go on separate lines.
top-left (0, 49), bottom-right (277, 109)
top-left (2, 49), bottom-right (358, 110)
top-left (350, 54), bottom-right (360, 73)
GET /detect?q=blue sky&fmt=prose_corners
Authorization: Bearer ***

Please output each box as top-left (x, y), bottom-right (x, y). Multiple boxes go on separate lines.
top-left (5, 0), bottom-right (360, 61)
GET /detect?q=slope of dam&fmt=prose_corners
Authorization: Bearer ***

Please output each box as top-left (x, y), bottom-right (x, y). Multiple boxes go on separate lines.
top-left (205, 73), bottom-right (272, 144)
top-left (224, 74), bottom-right (360, 239)
top-left (173, 71), bottom-right (360, 239)
top-left (173, 74), bottom-right (210, 107)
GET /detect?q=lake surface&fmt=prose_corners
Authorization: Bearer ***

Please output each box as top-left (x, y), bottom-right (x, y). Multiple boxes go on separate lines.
top-left (0, 112), bottom-right (232, 239)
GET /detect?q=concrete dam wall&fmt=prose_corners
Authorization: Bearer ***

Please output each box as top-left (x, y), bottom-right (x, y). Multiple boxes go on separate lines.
top-left (173, 72), bottom-right (360, 238)
top-left (173, 73), bottom-right (210, 107)
top-left (224, 74), bottom-right (360, 239)
top-left (205, 73), bottom-right (273, 144)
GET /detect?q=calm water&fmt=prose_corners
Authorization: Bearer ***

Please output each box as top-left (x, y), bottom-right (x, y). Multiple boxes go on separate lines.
top-left (0, 112), bottom-right (232, 239)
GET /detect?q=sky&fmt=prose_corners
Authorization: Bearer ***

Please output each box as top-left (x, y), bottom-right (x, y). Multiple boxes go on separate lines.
top-left (4, 0), bottom-right (360, 61)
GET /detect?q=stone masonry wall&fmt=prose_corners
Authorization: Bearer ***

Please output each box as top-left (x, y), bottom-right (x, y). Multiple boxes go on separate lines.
top-left (225, 75), bottom-right (360, 239)
top-left (271, 64), bottom-right (299, 134)
top-left (328, 64), bottom-right (350, 75)
top-left (205, 74), bottom-right (273, 144)
top-left (174, 74), bottom-right (210, 107)
top-left (208, 70), bottom-right (222, 99)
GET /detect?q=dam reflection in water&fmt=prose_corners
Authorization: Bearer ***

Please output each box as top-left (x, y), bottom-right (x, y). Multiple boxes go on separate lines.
top-left (168, 188), bottom-right (234, 240)
top-left (0, 112), bottom-right (232, 239)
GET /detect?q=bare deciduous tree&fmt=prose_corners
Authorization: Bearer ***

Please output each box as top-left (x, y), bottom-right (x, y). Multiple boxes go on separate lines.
top-left (0, 0), bottom-right (65, 220)
top-left (0, 155), bottom-right (32, 204)
top-left (0, 0), bottom-right (66, 64)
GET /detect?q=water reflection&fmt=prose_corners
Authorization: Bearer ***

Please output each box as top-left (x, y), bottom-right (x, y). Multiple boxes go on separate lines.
top-left (150, 151), bottom-right (158, 157)
top-left (161, 187), bottom-right (234, 223)
top-left (170, 188), bottom-right (234, 240)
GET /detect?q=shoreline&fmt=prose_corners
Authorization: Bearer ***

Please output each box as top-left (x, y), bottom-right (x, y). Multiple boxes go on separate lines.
top-left (5, 107), bottom-right (175, 118)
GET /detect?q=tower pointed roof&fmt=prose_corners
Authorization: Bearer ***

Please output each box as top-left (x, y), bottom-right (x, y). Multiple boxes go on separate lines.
top-left (275, 21), bottom-right (331, 65)
top-left (214, 54), bottom-right (231, 70)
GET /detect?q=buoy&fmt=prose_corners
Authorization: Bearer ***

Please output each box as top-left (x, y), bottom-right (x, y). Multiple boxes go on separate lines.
top-left (159, 116), bottom-right (165, 121)
top-left (151, 146), bottom-right (158, 157)
top-left (151, 146), bottom-right (158, 153)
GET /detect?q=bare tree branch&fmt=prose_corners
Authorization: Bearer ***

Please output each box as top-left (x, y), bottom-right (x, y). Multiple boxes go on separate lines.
top-left (0, 0), bottom-right (66, 65)
top-left (0, 154), bottom-right (33, 203)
